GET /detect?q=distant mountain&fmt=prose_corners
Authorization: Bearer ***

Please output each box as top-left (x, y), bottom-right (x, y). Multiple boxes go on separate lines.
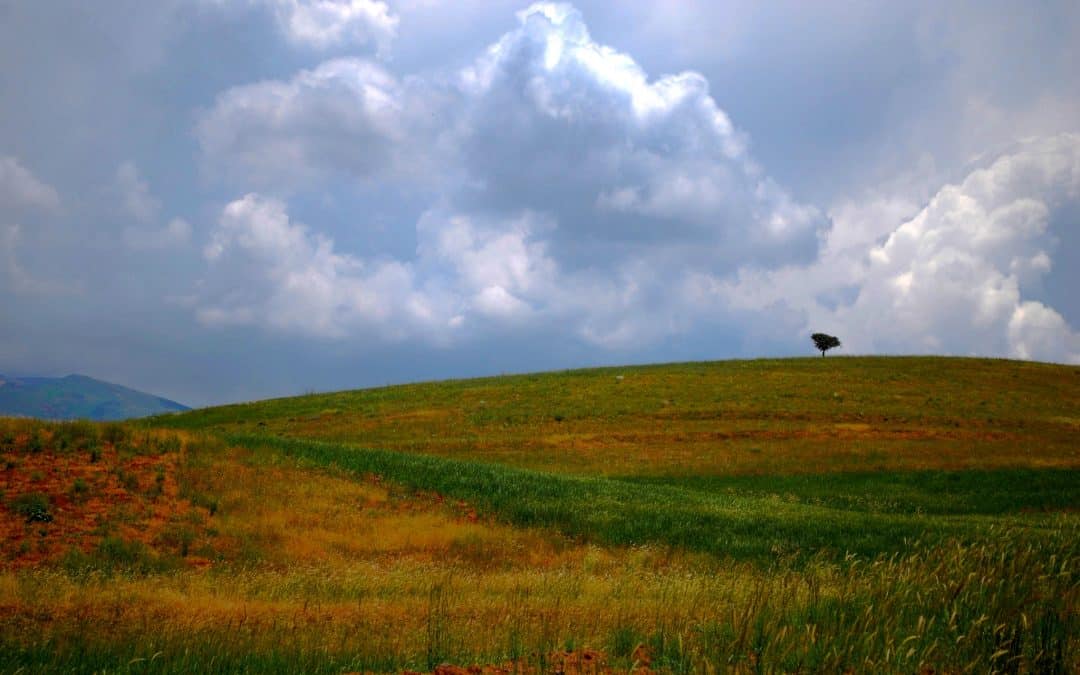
top-left (0, 373), bottom-right (189, 421)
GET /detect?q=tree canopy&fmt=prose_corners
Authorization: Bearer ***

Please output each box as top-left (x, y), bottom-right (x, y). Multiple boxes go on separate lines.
top-left (811, 333), bottom-right (841, 357)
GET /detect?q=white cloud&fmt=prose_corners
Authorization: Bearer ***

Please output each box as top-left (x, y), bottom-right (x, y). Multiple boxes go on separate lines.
top-left (453, 2), bottom-right (821, 263)
top-left (416, 210), bottom-right (557, 321)
top-left (197, 59), bottom-right (435, 190)
top-left (193, 2), bottom-right (826, 347)
top-left (199, 193), bottom-right (441, 338)
top-left (273, 0), bottom-right (398, 53)
top-left (192, 5), bottom-right (1078, 364)
top-left (0, 156), bottom-right (60, 213)
top-left (203, 0), bottom-right (398, 54)
top-left (715, 134), bottom-right (1080, 364)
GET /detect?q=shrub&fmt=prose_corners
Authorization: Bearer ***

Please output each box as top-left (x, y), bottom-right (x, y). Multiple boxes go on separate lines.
top-left (55, 420), bottom-right (100, 451)
top-left (71, 478), bottom-right (90, 499)
top-left (153, 434), bottom-right (182, 454)
top-left (11, 492), bottom-right (52, 523)
top-left (101, 423), bottom-right (129, 446)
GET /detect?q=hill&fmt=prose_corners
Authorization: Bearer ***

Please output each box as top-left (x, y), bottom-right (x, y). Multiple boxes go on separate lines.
top-left (2, 356), bottom-right (1078, 673)
top-left (0, 373), bottom-right (189, 420)
top-left (158, 356), bottom-right (1078, 476)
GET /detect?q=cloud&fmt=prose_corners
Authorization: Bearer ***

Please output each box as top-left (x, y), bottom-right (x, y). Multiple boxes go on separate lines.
top-left (114, 161), bottom-right (192, 250)
top-left (0, 156), bottom-right (60, 213)
top-left (197, 193), bottom-right (570, 339)
top-left (716, 134), bottom-right (1080, 364)
top-left (2, 225), bottom-right (81, 296)
top-left (272, 0), bottom-right (398, 53)
top-left (202, 0), bottom-right (398, 54)
top-left (415, 209), bottom-right (557, 322)
top-left (193, 4), bottom-right (1077, 364)
top-left (196, 59), bottom-right (437, 190)
top-left (199, 193), bottom-right (442, 338)
top-left (0, 158), bottom-right (71, 295)
top-left (115, 161), bottom-right (161, 223)
top-left (452, 2), bottom-right (822, 266)
top-left (194, 1), bottom-right (824, 348)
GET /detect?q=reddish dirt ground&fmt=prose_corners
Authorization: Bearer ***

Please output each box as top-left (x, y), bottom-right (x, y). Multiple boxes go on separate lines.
top-left (0, 441), bottom-right (201, 569)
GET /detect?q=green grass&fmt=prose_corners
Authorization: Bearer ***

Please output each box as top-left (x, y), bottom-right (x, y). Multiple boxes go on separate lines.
top-left (226, 433), bottom-right (1077, 562)
top-left (623, 468), bottom-right (1080, 515)
top-left (149, 356), bottom-right (1080, 477)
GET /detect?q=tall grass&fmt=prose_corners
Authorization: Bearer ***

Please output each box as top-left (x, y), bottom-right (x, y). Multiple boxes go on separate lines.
top-left (1, 534), bottom-right (1075, 673)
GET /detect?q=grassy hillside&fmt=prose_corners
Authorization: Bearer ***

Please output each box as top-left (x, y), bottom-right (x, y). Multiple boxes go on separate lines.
top-left (0, 373), bottom-right (189, 420)
top-left (156, 357), bottom-right (1078, 475)
top-left (2, 357), bottom-right (1078, 673)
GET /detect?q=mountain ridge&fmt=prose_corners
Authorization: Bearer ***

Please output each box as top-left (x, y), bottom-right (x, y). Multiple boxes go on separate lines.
top-left (0, 373), bottom-right (189, 421)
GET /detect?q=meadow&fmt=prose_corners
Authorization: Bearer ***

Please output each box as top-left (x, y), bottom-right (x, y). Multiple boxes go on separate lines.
top-left (1, 357), bottom-right (1077, 673)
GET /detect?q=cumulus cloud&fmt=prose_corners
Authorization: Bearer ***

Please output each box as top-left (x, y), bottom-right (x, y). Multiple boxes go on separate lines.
top-left (194, 2), bottom-right (823, 347)
top-left (453, 2), bottom-right (822, 265)
top-left (199, 3), bottom-right (821, 257)
top-left (415, 209), bottom-right (558, 321)
top-left (199, 193), bottom-right (442, 338)
top-left (717, 134), bottom-right (1080, 364)
top-left (204, 0), bottom-right (398, 54)
top-left (273, 0), bottom-right (398, 53)
top-left (196, 59), bottom-right (437, 189)
top-left (192, 4), bottom-right (1077, 365)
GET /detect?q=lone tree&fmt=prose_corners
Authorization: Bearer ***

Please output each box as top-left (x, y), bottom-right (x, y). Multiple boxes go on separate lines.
top-left (811, 333), bottom-right (841, 357)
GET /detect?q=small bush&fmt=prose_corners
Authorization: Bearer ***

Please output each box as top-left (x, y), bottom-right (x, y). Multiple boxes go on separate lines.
top-left (11, 492), bottom-right (52, 523)
top-left (71, 478), bottom-right (90, 499)
top-left (26, 430), bottom-right (44, 454)
top-left (114, 468), bottom-right (139, 492)
top-left (153, 434), bottom-right (182, 454)
top-left (52, 420), bottom-right (100, 453)
top-left (190, 492), bottom-right (220, 516)
top-left (69, 541), bottom-right (184, 582)
top-left (148, 465), bottom-right (166, 498)
top-left (159, 524), bottom-right (197, 557)
top-left (101, 423), bottom-right (129, 446)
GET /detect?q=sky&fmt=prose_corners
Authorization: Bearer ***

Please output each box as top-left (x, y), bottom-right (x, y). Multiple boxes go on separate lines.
top-left (1, 1), bottom-right (1078, 407)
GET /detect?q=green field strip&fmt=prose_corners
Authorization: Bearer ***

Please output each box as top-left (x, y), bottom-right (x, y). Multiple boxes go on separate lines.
top-left (226, 433), bottom-right (1076, 562)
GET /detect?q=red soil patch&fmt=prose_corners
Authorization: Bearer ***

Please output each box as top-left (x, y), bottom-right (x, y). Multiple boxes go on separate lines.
top-left (0, 442), bottom-right (204, 569)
